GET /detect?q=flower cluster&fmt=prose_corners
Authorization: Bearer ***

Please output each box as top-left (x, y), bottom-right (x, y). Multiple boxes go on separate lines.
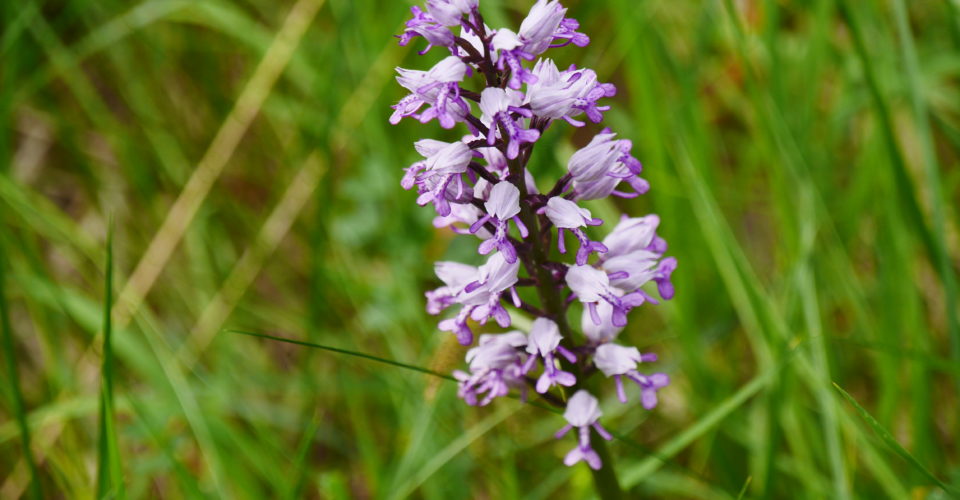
top-left (392, 0), bottom-right (675, 470)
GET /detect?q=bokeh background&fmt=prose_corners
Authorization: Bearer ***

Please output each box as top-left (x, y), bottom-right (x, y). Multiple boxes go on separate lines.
top-left (2, 0), bottom-right (959, 498)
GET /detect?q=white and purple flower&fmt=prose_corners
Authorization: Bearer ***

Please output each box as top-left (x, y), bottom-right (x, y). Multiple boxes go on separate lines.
top-left (554, 390), bottom-right (613, 470)
top-left (522, 317), bottom-right (577, 393)
top-left (393, 0), bottom-right (675, 472)
top-left (594, 344), bottom-right (669, 408)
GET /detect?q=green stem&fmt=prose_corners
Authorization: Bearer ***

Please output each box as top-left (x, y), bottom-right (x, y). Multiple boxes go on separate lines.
top-left (589, 436), bottom-right (623, 500)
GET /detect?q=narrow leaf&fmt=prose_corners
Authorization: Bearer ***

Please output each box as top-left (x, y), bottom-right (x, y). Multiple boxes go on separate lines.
top-left (833, 382), bottom-right (953, 493)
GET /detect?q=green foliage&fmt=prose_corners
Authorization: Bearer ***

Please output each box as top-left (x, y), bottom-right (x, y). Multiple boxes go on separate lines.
top-left (1, 0), bottom-right (958, 498)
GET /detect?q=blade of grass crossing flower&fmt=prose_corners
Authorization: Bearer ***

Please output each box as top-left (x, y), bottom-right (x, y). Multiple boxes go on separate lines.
top-left (833, 383), bottom-right (954, 493)
top-left (96, 223), bottom-right (124, 500)
top-left (0, 237), bottom-right (42, 499)
top-left (228, 330), bottom-right (456, 380)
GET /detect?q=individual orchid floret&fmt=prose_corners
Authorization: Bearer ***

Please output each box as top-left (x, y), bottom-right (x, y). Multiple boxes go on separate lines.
top-left (554, 390), bottom-right (613, 470)
top-left (404, 139), bottom-right (473, 216)
top-left (455, 331), bottom-right (528, 406)
top-left (523, 59), bottom-right (572, 118)
top-left (602, 215), bottom-right (666, 258)
top-left (425, 0), bottom-right (478, 27)
top-left (581, 299), bottom-right (622, 344)
top-left (398, 6), bottom-right (455, 54)
top-left (568, 68), bottom-right (616, 124)
top-left (474, 144), bottom-right (509, 176)
top-left (433, 203), bottom-right (491, 238)
top-left (566, 265), bottom-right (647, 327)
top-left (598, 214), bottom-right (677, 300)
top-left (479, 88), bottom-right (541, 159)
top-left (438, 252), bottom-right (520, 344)
top-left (471, 182), bottom-right (528, 263)
top-left (594, 344), bottom-right (669, 408)
top-left (523, 61), bottom-right (614, 126)
top-left (392, 56), bottom-right (470, 129)
top-left (522, 317), bottom-right (577, 393)
top-left (551, 17), bottom-right (590, 48)
top-left (425, 261), bottom-right (478, 315)
top-left (517, 0), bottom-right (568, 55)
top-left (567, 130), bottom-right (649, 200)
top-left (543, 197), bottom-right (607, 265)
top-left (490, 30), bottom-right (537, 89)
top-left (490, 0), bottom-right (589, 89)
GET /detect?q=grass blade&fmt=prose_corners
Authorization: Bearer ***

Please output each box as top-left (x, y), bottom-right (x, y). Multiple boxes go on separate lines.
top-left (0, 237), bottom-right (42, 499)
top-left (889, 0), bottom-right (960, 405)
top-left (620, 369), bottom-right (773, 488)
top-left (96, 223), bottom-right (124, 499)
top-left (227, 329), bottom-right (456, 381)
top-left (833, 382), bottom-right (954, 493)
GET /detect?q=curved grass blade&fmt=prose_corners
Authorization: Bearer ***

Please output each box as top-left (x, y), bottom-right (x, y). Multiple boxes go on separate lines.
top-left (227, 329), bottom-right (455, 381)
top-left (230, 328), bottom-right (729, 493)
top-left (620, 370), bottom-right (772, 489)
top-left (96, 223), bottom-right (124, 499)
top-left (735, 476), bottom-right (752, 500)
top-left (0, 237), bottom-right (42, 499)
top-left (833, 382), bottom-right (954, 493)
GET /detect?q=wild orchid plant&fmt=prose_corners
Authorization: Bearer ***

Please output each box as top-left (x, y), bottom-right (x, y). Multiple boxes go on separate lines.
top-left (391, 0), bottom-right (676, 475)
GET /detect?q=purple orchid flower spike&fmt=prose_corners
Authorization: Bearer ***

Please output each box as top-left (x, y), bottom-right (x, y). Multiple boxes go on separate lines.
top-left (543, 197), bottom-right (607, 265)
top-left (392, 56), bottom-right (471, 129)
top-left (522, 317), bottom-right (577, 393)
top-left (455, 331), bottom-right (528, 406)
top-left (471, 181), bottom-right (528, 263)
top-left (555, 390), bottom-right (613, 470)
top-left (594, 344), bottom-right (669, 408)
top-left (393, 0), bottom-right (677, 472)
top-left (566, 264), bottom-right (646, 327)
top-left (479, 88), bottom-right (541, 159)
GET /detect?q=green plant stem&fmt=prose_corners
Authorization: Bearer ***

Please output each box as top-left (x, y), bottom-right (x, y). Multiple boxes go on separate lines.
top-left (504, 129), bottom-right (623, 499)
top-left (505, 136), bottom-right (574, 340)
top-left (589, 437), bottom-right (623, 500)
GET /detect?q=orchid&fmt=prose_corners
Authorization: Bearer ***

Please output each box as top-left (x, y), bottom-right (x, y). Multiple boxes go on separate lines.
top-left (391, 0), bottom-right (677, 475)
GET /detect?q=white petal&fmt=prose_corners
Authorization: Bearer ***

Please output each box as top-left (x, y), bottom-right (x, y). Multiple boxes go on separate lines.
top-left (485, 182), bottom-right (521, 220)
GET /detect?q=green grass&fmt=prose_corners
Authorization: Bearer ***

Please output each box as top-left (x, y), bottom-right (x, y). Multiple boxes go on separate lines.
top-left (1, 0), bottom-right (959, 498)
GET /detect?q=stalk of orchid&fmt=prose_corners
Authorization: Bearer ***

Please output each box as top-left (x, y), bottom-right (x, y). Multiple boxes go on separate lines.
top-left (391, 0), bottom-right (677, 486)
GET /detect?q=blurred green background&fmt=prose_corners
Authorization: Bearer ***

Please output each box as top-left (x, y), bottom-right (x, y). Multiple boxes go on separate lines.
top-left (2, 0), bottom-right (959, 498)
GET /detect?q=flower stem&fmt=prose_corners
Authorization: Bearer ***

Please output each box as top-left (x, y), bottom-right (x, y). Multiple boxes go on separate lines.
top-left (589, 436), bottom-right (623, 500)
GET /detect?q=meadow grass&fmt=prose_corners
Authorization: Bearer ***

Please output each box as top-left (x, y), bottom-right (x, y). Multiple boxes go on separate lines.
top-left (1, 0), bottom-right (958, 498)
